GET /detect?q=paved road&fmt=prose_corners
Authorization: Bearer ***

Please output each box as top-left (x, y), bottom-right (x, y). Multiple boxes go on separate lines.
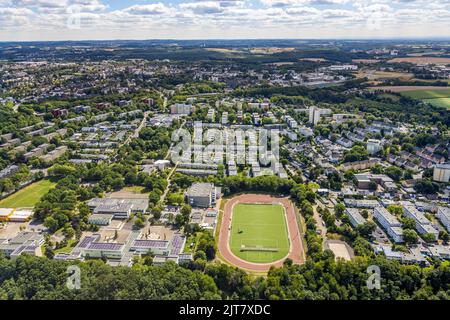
top-left (122, 110), bottom-right (150, 146)
top-left (312, 204), bottom-right (327, 240)
top-left (158, 164), bottom-right (178, 206)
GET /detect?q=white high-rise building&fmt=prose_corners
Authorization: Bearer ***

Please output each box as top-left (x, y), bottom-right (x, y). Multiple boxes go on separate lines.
top-left (367, 139), bottom-right (383, 155)
top-left (433, 163), bottom-right (450, 183)
top-left (170, 103), bottom-right (194, 115)
top-left (309, 106), bottom-right (332, 126)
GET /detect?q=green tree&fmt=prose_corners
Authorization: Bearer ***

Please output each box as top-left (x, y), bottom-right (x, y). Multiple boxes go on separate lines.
top-left (403, 229), bottom-right (419, 244)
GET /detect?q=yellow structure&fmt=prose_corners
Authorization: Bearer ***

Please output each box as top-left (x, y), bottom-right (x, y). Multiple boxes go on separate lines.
top-left (0, 208), bottom-right (15, 222)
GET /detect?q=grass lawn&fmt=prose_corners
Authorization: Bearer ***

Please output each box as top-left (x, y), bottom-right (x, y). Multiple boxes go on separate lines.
top-left (400, 88), bottom-right (450, 109)
top-left (54, 239), bottom-right (78, 254)
top-left (422, 98), bottom-right (450, 109)
top-left (0, 179), bottom-right (56, 208)
top-left (401, 88), bottom-right (450, 99)
top-left (229, 203), bottom-right (289, 263)
top-left (184, 233), bottom-right (200, 253)
top-left (123, 186), bottom-right (149, 194)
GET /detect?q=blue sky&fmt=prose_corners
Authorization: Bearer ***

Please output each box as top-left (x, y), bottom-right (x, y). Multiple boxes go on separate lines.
top-left (0, 0), bottom-right (449, 41)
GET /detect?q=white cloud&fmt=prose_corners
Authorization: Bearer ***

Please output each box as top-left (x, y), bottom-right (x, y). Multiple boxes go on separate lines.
top-left (180, 1), bottom-right (225, 14)
top-left (0, 0), bottom-right (448, 40)
top-left (124, 3), bottom-right (171, 15)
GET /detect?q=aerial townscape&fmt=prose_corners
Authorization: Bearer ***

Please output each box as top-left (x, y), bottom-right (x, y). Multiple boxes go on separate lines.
top-left (0, 0), bottom-right (449, 307)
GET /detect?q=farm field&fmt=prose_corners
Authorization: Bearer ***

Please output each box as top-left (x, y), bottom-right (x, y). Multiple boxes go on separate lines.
top-left (370, 86), bottom-right (450, 109)
top-left (371, 86), bottom-right (450, 93)
top-left (388, 57), bottom-right (450, 65)
top-left (357, 70), bottom-right (414, 84)
top-left (229, 203), bottom-right (289, 263)
top-left (400, 88), bottom-right (450, 99)
top-left (0, 179), bottom-right (56, 208)
top-left (352, 59), bottom-right (380, 64)
top-left (400, 88), bottom-right (450, 109)
top-left (422, 98), bottom-right (450, 109)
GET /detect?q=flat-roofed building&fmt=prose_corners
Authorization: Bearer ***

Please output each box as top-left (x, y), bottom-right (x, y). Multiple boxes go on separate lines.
top-left (185, 183), bottom-right (220, 208)
top-left (8, 209), bottom-right (33, 222)
top-left (0, 165), bottom-right (19, 179)
top-left (0, 208), bottom-right (14, 221)
top-left (367, 139), bottom-right (383, 155)
top-left (344, 199), bottom-right (380, 209)
top-left (354, 174), bottom-right (372, 189)
top-left (437, 207), bottom-right (450, 233)
top-left (170, 103), bottom-right (194, 115)
top-left (309, 106), bottom-right (332, 126)
top-left (177, 168), bottom-right (217, 176)
top-left (346, 208), bottom-right (366, 228)
top-left (0, 231), bottom-right (44, 258)
top-left (93, 202), bottom-right (133, 219)
top-left (374, 206), bottom-right (404, 243)
top-left (130, 239), bottom-right (170, 255)
top-left (222, 112), bottom-right (229, 125)
top-left (206, 109), bottom-right (215, 121)
top-left (433, 163), bottom-right (450, 183)
top-left (88, 198), bottom-right (149, 216)
top-left (403, 205), bottom-right (439, 240)
top-left (153, 255), bottom-right (179, 265)
top-left (24, 144), bottom-right (49, 160)
top-left (88, 214), bottom-right (113, 226)
top-left (41, 145), bottom-right (68, 163)
top-left (178, 253), bottom-right (193, 265)
top-left (83, 242), bottom-right (125, 259)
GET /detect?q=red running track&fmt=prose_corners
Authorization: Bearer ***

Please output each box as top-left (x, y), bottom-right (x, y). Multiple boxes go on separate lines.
top-left (218, 194), bottom-right (305, 272)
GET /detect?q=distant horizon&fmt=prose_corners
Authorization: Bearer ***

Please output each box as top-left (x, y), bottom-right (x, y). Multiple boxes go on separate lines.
top-left (1, 36), bottom-right (450, 44)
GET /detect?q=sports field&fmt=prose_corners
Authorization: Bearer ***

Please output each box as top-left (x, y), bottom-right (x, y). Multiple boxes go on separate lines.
top-left (0, 179), bottom-right (56, 208)
top-left (229, 203), bottom-right (289, 263)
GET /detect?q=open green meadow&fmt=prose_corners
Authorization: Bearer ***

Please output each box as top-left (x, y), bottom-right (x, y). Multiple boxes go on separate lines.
top-left (421, 98), bottom-right (450, 109)
top-left (0, 179), bottom-right (56, 208)
top-left (229, 203), bottom-right (289, 263)
top-left (401, 88), bottom-right (450, 109)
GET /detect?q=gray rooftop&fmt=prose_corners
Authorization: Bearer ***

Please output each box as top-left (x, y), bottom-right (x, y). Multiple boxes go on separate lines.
top-left (186, 183), bottom-right (215, 197)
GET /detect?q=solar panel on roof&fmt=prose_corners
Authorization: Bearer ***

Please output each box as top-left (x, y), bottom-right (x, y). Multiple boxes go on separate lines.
top-left (132, 240), bottom-right (169, 248)
top-left (77, 236), bottom-right (97, 248)
top-left (88, 242), bottom-right (124, 251)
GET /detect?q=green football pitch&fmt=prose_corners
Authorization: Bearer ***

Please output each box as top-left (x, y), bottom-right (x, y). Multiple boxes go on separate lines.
top-left (229, 203), bottom-right (290, 263)
top-left (0, 179), bottom-right (56, 208)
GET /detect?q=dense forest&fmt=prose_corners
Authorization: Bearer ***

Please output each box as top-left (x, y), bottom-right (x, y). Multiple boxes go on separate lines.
top-left (0, 250), bottom-right (449, 300)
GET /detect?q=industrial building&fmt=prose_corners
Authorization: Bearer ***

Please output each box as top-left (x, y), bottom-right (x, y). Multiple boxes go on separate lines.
top-left (87, 198), bottom-right (149, 219)
top-left (185, 183), bottom-right (221, 208)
